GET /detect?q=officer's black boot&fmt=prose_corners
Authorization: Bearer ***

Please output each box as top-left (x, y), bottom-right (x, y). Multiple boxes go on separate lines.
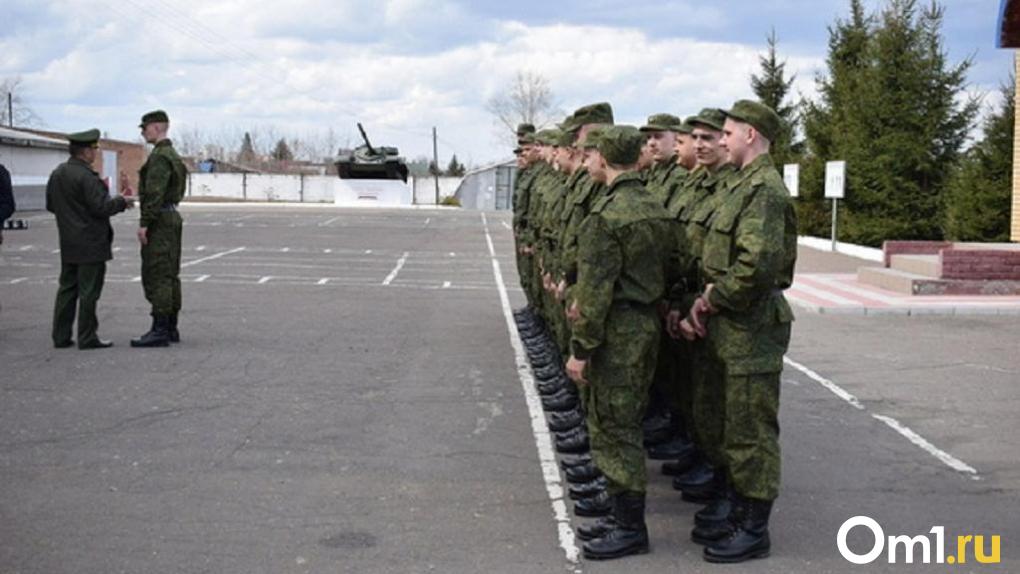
top-left (131, 315), bottom-right (171, 348)
top-left (703, 496), bottom-right (772, 563)
top-left (168, 314), bottom-right (180, 343)
top-left (583, 492), bottom-right (650, 560)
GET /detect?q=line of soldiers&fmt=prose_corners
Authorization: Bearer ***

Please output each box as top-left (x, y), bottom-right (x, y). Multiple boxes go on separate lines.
top-left (510, 100), bottom-right (797, 562)
top-left (46, 110), bottom-right (187, 349)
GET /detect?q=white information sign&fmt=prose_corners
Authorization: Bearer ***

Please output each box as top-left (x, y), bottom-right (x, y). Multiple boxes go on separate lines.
top-left (825, 160), bottom-right (846, 199)
top-left (783, 164), bottom-right (799, 198)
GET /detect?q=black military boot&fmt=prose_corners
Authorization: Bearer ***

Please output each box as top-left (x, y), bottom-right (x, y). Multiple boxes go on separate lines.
top-left (582, 492), bottom-right (650, 560)
top-left (642, 412), bottom-right (673, 446)
top-left (660, 446), bottom-right (700, 476)
top-left (569, 476), bottom-right (607, 500)
top-left (680, 466), bottom-right (724, 504)
top-left (646, 434), bottom-right (695, 460)
top-left (537, 375), bottom-right (569, 396)
top-left (565, 461), bottom-right (601, 483)
top-left (554, 424), bottom-right (588, 442)
top-left (691, 484), bottom-right (734, 545)
top-left (547, 408), bottom-right (584, 432)
top-left (703, 496), bottom-right (772, 563)
top-left (168, 314), bottom-right (180, 343)
top-left (559, 452), bottom-right (592, 471)
top-left (533, 363), bottom-right (563, 382)
top-left (130, 315), bottom-right (171, 348)
top-left (543, 389), bottom-right (579, 412)
top-left (574, 490), bottom-right (612, 517)
top-left (672, 461), bottom-right (714, 490)
top-left (555, 428), bottom-right (589, 454)
top-left (576, 516), bottom-right (615, 542)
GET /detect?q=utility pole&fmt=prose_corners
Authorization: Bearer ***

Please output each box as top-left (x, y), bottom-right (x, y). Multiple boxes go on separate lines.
top-left (432, 126), bottom-right (440, 205)
top-left (7, 93), bottom-right (12, 128)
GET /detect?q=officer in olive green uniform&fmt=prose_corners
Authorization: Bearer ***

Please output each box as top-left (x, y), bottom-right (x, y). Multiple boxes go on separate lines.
top-left (565, 126), bottom-right (680, 561)
top-left (684, 101), bottom-right (797, 563)
top-left (46, 129), bottom-right (134, 349)
top-left (131, 110), bottom-right (187, 347)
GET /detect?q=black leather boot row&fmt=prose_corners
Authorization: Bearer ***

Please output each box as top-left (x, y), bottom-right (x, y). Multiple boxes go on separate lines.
top-left (582, 492), bottom-right (650, 560)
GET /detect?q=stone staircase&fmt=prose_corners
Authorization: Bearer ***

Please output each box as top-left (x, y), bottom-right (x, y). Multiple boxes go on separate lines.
top-left (858, 241), bottom-right (1020, 295)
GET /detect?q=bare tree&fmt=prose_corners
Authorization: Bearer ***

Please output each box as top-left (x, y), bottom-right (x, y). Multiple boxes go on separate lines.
top-left (0, 77), bottom-right (43, 128)
top-left (485, 70), bottom-right (559, 147)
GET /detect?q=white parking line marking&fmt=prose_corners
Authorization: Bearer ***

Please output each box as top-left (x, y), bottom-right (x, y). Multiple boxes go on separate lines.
top-left (317, 278), bottom-right (329, 285)
top-left (365, 249), bottom-right (373, 254)
top-left (481, 212), bottom-right (580, 569)
top-left (281, 247), bottom-right (290, 253)
top-left (181, 247), bottom-right (246, 269)
top-left (10, 277), bottom-right (27, 284)
top-left (196, 245), bottom-right (207, 252)
top-left (319, 216), bottom-right (341, 227)
top-left (324, 249), bottom-right (332, 254)
top-left (51, 249), bottom-right (60, 254)
top-left (502, 221), bottom-right (512, 231)
top-left (784, 356), bottom-right (980, 480)
top-left (442, 281), bottom-right (451, 289)
top-left (112, 247), bottom-right (122, 253)
top-left (131, 276), bottom-right (141, 282)
top-left (19, 245), bottom-right (32, 251)
top-left (382, 252), bottom-right (410, 286)
top-left (258, 276), bottom-right (273, 284)
top-left (449, 252), bottom-right (456, 257)
top-left (195, 275), bottom-right (210, 283)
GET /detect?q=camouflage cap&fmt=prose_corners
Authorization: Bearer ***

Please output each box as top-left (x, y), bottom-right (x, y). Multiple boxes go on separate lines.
top-left (570, 102), bottom-right (614, 127)
top-left (723, 99), bottom-right (783, 142)
top-left (639, 113), bottom-right (683, 132)
top-left (675, 118), bottom-right (695, 135)
top-left (516, 123), bottom-right (536, 137)
top-left (577, 124), bottom-right (609, 150)
top-left (518, 132), bottom-right (537, 146)
top-left (535, 128), bottom-right (562, 146)
top-left (596, 125), bottom-right (643, 165)
top-left (687, 108), bottom-right (727, 132)
top-left (555, 128), bottom-right (577, 147)
top-left (67, 128), bottom-right (101, 146)
top-left (139, 109), bottom-right (169, 127)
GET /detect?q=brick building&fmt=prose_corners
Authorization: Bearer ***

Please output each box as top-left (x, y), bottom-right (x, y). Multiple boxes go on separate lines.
top-left (24, 129), bottom-right (146, 197)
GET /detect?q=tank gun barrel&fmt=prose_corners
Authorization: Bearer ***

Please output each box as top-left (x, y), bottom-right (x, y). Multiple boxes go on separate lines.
top-left (356, 123), bottom-right (377, 155)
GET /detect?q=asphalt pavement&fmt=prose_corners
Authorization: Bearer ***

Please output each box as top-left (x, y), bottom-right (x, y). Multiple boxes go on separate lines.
top-left (1, 205), bottom-right (1016, 573)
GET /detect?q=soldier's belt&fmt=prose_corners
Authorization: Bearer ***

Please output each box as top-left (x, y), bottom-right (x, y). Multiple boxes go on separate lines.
top-left (159, 203), bottom-right (178, 213)
top-left (610, 299), bottom-right (658, 312)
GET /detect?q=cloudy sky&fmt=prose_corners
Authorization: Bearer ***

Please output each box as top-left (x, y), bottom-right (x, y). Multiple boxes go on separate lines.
top-left (2, 0), bottom-right (1012, 166)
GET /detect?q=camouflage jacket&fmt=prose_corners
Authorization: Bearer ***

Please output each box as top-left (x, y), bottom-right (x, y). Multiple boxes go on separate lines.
top-left (512, 164), bottom-right (536, 234)
top-left (138, 139), bottom-right (187, 229)
top-left (554, 168), bottom-right (600, 283)
top-left (536, 169), bottom-right (569, 271)
top-left (702, 154), bottom-right (797, 313)
top-left (520, 162), bottom-right (554, 247)
top-left (646, 157), bottom-right (687, 207)
top-left (570, 171), bottom-right (680, 360)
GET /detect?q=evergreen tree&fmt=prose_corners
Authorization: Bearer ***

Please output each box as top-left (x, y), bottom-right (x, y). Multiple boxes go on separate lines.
top-left (271, 138), bottom-right (293, 162)
top-left (801, 0), bottom-right (979, 246)
top-left (238, 132), bottom-right (257, 164)
top-left (751, 29), bottom-right (801, 168)
top-left (445, 154), bottom-right (466, 177)
top-left (943, 79), bottom-right (1014, 241)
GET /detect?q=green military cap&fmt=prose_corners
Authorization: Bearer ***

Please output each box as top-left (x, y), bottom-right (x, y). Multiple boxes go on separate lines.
top-left (639, 113), bottom-right (683, 132)
top-left (513, 146), bottom-right (523, 155)
top-left (518, 132), bottom-right (537, 146)
top-left (556, 128), bottom-right (577, 147)
top-left (67, 128), bottom-right (101, 146)
top-left (687, 108), bottom-right (727, 132)
top-left (676, 118), bottom-right (695, 135)
top-left (596, 125), bottom-right (643, 165)
top-left (723, 99), bottom-right (783, 142)
top-left (516, 123), bottom-right (536, 137)
top-left (577, 124), bottom-right (609, 150)
top-left (139, 109), bottom-right (169, 127)
top-left (535, 128), bottom-right (562, 146)
top-left (570, 102), bottom-right (614, 127)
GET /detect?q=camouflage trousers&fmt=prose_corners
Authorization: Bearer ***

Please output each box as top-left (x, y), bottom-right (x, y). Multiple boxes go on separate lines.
top-left (141, 211), bottom-right (182, 316)
top-left (516, 249), bottom-right (535, 307)
top-left (705, 296), bottom-right (793, 501)
top-left (690, 340), bottom-right (726, 467)
top-left (584, 306), bottom-right (660, 495)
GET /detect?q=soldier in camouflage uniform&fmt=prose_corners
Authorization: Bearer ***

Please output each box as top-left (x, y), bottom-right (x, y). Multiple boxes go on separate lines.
top-left (564, 126), bottom-right (680, 561)
top-left (662, 109), bottom-right (739, 501)
top-left (130, 110), bottom-right (187, 348)
top-left (46, 129), bottom-right (134, 349)
top-left (512, 125), bottom-right (538, 311)
top-left (682, 101), bottom-right (797, 563)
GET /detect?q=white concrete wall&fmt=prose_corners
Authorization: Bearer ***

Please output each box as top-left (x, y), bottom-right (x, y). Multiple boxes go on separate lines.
top-left (187, 173), bottom-right (415, 206)
top-left (0, 143), bottom-right (68, 211)
top-left (410, 176), bottom-right (462, 205)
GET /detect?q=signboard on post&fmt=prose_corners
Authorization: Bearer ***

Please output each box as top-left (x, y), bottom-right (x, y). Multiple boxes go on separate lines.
top-left (825, 160), bottom-right (846, 199)
top-left (783, 164), bottom-right (800, 198)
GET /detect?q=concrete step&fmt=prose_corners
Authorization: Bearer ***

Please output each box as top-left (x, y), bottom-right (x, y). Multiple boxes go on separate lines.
top-left (889, 254), bottom-right (941, 278)
top-left (858, 266), bottom-right (942, 295)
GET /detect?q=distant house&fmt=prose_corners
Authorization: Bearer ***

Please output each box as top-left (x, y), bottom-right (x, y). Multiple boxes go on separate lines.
top-left (0, 127), bottom-right (68, 211)
top-left (454, 159), bottom-right (516, 211)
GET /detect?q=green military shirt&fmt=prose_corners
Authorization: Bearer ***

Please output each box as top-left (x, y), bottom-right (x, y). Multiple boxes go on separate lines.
top-left (138, 139), bottom-right (187, 229)
top-left (703, 154), bottom-right (797, 312)
top-left (570, 171), bottom-right (680, 360)
top-left (46, 157), bottom-right (129, 264)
